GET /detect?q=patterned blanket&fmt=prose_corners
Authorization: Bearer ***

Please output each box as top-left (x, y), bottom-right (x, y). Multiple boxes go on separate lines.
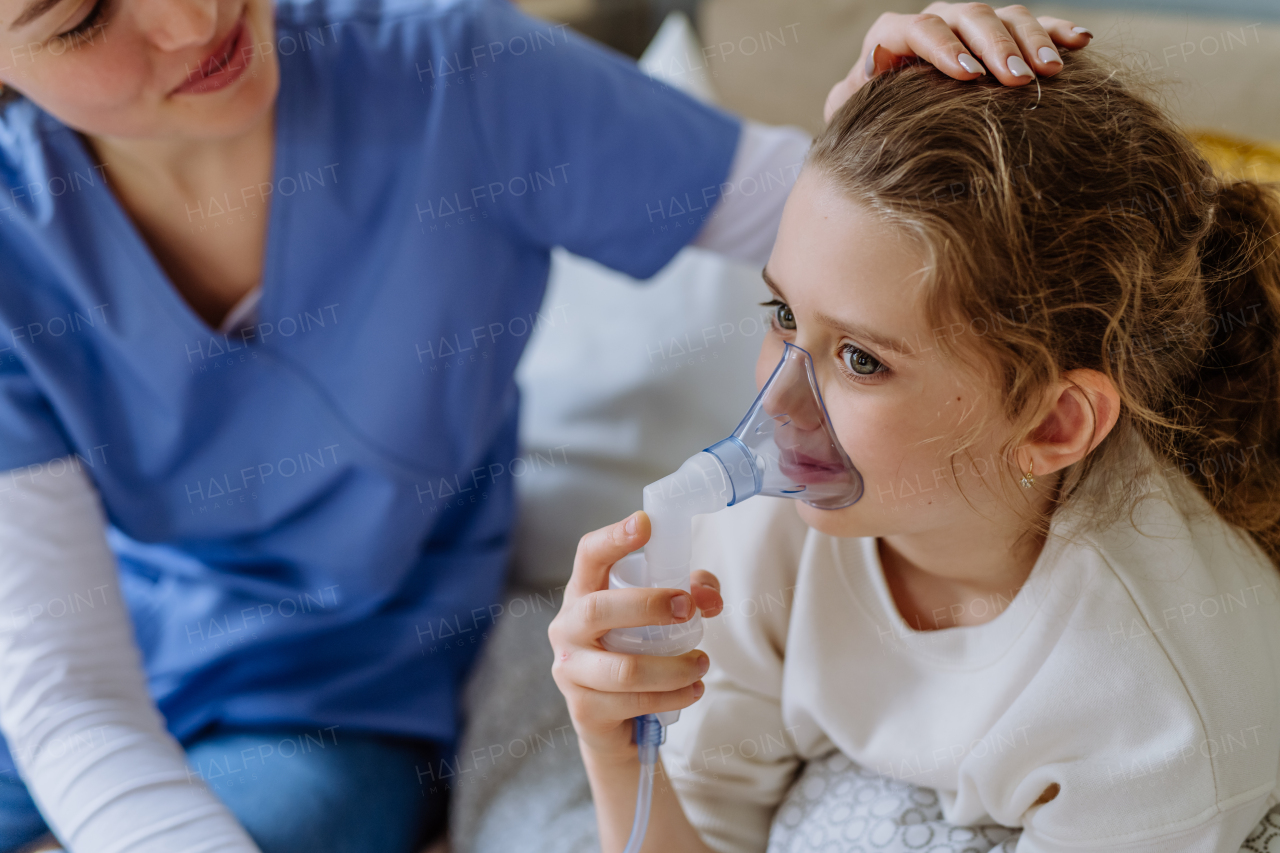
top-left (769, 750), bottom-right (1280, 853)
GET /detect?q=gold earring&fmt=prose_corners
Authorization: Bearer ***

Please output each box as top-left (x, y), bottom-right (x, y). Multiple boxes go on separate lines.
top-left (1020, 457), bottom-right (1035, 489)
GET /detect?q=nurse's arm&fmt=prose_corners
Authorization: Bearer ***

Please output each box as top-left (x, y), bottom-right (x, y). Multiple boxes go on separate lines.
top-left (693, 4), bottom-right (1094, 266)
top-left (0, 459), bottom-right (263, 853)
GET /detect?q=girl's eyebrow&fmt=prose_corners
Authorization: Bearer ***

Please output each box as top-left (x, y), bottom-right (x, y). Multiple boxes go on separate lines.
top-left (10, 0), bottom-right (65, 30)
top-left (761, 266), bottom-right (916, 358)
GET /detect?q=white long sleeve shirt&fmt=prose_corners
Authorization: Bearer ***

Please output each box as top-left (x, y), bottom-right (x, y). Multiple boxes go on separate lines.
top-left (0, 460), bottom-right (262, 853)
top-left (665, 445), bottom-right (1280, 853)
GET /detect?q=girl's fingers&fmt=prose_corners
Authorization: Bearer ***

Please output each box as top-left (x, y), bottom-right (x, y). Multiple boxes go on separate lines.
top-left (994, 5), bottom-right (1063, 76)
top-left (568, 680), bottom-right (706, 728)
top-left (565, 511), bottom-right (650, 599)
top-left (690, 570), bottom-right (721, 593)
top-left (566, 586), bottom-right (695, 642)
top-left (562, 648), bottom-right (709, 694)
top-left (691, 570), bottom-right (723, 617)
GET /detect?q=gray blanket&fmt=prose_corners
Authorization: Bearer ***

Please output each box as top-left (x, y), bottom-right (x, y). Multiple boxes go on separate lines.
top-left (451, 584), bottom-right (598, 853)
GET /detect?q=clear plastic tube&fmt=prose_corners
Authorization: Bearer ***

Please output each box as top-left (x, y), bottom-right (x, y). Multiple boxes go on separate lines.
top-left (621, 714), bottom-right (664, 853)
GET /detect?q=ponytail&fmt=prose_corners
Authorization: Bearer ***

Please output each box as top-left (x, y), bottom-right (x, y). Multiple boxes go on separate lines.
top-left (1171, 180), bottom-right (1280, 564)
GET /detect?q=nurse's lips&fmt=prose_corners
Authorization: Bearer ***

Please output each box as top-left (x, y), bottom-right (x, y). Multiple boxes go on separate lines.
top-left (172, 14), bottom-right (252, 96)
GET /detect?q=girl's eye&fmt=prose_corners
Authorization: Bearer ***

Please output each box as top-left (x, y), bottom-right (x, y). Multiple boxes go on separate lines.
top-left (841, 344), bottom-right (884, 377)
top-left (761, 299), bottom-right (796, 331)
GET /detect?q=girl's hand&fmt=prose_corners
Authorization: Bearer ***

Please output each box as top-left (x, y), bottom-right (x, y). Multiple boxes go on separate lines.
top-left (548, 511), bottom-right (724, 761)
top-left (825, 3), bottom-right (1095, 122)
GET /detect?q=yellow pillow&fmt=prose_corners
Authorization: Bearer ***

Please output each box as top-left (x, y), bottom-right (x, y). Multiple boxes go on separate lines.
top-left (1189, 130), bottom-right (1280, 184)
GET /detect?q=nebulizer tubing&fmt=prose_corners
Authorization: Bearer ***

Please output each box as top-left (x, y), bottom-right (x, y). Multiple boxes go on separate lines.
top-left (604, 343), bottom-right (863, 853)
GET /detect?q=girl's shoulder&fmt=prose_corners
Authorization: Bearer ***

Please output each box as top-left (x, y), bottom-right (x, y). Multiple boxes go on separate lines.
top-left (1052, 431), bottom-right (1280, 617)
top-left (999, 462), bottom-right (1280, 843)
top-left (1070, 450), bottom-right (1280, 619)
top-left (1058, 450), bottom-right (1280, 720)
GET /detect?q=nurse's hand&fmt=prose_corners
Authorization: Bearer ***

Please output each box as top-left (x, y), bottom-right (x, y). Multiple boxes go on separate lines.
top-left (825, 3), bottom-right (1094, 122)
top-left (549, 511), bottom-right (723, 760)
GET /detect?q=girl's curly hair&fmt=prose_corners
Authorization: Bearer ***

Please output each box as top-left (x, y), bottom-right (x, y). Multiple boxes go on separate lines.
top-left (809, 51), bottom-right (1280, 564)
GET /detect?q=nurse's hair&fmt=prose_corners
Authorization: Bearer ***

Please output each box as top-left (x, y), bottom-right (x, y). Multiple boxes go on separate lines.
top-left (809, 51), bottom-right (1280, 565)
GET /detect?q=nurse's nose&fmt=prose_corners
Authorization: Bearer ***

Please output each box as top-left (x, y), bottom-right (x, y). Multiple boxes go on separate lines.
top-left (133, 0), bottom-right (218, 53)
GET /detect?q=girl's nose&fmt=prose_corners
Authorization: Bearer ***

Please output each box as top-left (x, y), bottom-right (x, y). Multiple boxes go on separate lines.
top-left (760, 346), bottom-right (826, 433)
top-left (134, 0), bottom-right (218, 53)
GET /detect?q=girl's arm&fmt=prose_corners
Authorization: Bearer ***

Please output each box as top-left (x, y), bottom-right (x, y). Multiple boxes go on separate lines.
top-left (548, 512), bottom-right (723, 853)
top-left (0, 459), bottom-right (261, 853)
top-left (581, 748), bottom-right (711, 853)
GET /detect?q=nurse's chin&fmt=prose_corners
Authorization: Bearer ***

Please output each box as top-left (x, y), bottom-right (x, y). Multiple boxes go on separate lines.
top-left (162, 6), bottom-right (280, 139)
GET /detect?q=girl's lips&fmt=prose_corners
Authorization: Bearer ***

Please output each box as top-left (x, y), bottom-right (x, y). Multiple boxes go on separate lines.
top-left (778, 450), bottom-right (848, 485)
top-left (172, 15), bottom-right (252, 95)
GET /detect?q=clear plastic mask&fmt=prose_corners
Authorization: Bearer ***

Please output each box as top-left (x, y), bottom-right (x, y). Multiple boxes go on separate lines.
top-left (706, 341), bottom-right (863, 509)
top-left (602, 343), bottom-right (862, 661)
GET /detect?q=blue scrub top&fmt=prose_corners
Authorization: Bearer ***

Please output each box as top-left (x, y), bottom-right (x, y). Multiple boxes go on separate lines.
top-left (0, 0), bottom-right (740, 770)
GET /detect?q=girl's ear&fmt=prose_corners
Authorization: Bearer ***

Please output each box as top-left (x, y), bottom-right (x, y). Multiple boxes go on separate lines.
top-left (1024, 369), bottom-right (1120, 476)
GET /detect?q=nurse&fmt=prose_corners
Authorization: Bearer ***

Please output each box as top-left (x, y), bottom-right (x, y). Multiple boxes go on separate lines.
top-left (0, 0), bottom-right (1089, 850)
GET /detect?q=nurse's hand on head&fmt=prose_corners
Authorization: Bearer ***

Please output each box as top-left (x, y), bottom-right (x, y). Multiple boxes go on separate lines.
top-left (825, 2), bottom-right (1094, 122)
top-left (548, 511), bottom-right (723, 760)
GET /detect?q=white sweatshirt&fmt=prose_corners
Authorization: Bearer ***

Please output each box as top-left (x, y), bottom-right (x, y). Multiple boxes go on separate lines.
top-left (664, 448), bottom-right (1280, 853)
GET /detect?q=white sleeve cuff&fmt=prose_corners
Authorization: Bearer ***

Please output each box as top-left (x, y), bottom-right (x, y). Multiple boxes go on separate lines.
top-left (692, 120), bottom-right (812, 267)
top-left (1017, 789), bottom-right (1275, 853)
top-left (0, 459), bottom-right (261, 853)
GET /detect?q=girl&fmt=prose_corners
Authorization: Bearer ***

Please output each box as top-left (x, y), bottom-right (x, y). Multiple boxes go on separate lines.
top-left (550, 48), bottom-right (1280, 852)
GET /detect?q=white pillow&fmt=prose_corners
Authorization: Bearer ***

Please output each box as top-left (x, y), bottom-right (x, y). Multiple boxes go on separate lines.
top-left (509, 13), bottom-right (774, 590)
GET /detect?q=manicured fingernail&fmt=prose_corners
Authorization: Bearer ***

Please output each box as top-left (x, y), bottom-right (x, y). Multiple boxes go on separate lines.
top-left (957, 53), bottom-right (983, 74)
top-left (1072, 26), bottom-right (1093, 37)
top-left (864, 46), bottom-right (877, 77)
top-left (692, 681), bottom-right (704, 698)
top-left (671, 594), bottom-right (691, 619)
top-left (1007, 56), bottom-right (1034, 78)
top-left (1038, 46), bottom-right (1061, 65)
top-left (624, 514), bottom-right (637, 535)
top-left (697, 654), bottom-right (710, 676)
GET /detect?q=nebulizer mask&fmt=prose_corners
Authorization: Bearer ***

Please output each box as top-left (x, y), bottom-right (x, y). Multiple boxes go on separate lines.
top-left (603, 342), bottom-right (862, 853)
